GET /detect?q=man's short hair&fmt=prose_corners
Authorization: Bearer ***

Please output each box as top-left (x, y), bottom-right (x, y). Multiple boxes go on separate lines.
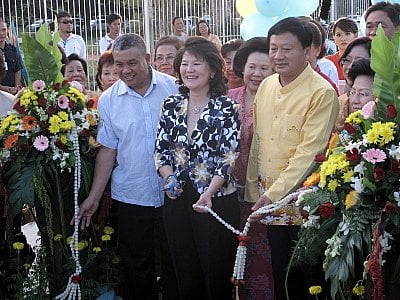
top-left (172, 16), bottom-right (182, 25)
top-left (267, 17), bottom-right (313, 49)
top-left (112, 33), bottom-right (147, 55)
top-left (106, 13), bottom-right (122, 25)
top-left (57, 11), bottom-right (71, 21)
top-left (365, 1), bottom-right (400, 27)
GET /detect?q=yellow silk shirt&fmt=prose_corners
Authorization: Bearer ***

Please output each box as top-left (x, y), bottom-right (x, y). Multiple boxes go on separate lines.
top-left (245, 64), bottom-right (339, 225)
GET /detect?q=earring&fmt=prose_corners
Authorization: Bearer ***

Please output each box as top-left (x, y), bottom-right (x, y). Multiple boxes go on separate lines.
top-left (210, 73), bottom-right (215, 79)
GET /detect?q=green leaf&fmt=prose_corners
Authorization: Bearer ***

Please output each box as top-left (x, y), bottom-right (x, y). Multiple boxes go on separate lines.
top-left (371, 26), bottom-right (400, 122)
top-left (4, 161), bottom-right (36, 218)
top-left (21, 33), bottom-right (62, 85)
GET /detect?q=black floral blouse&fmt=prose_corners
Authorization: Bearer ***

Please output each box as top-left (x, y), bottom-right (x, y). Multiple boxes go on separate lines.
top-left (154, 93), bottom-right (240, 197)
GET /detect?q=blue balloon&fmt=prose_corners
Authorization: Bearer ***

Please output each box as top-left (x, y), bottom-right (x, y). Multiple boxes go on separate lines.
top-left (240, 13), bottom-right (277, 40)
top-left (371, 0), bottom-right (400, 4)
top-left (284, 0), bottom-right (319, 16)
top-left (255, 0), bottom-right (290, 18)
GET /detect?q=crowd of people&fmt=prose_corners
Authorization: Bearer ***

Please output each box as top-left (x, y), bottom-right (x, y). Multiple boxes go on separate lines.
top-left (1, 1), bottom-right (400, 299)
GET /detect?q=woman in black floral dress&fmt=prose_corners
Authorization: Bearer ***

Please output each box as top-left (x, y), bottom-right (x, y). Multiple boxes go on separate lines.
top-left (155, 37), bottom-right (240, 300)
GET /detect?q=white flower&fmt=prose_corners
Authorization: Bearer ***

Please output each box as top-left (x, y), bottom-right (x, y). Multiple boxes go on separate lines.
top-left (344, 140), bottom-right (363, 152)
top-left (351, 177), bottom-right (364, 193)
top-left (388, 144), bottom-right (400, 159)
top-left (394, 191), bottom-right (400, 207)
top-left (379, 231), bottom-right (394, 254)
top-left (302, 215), bottom-right (320, 229)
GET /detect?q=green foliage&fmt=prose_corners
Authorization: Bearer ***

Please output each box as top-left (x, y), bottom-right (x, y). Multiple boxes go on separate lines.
top-left (22, 25), bottom-right (63, 85)
top-left (371, 26), bottom-right (400, 123)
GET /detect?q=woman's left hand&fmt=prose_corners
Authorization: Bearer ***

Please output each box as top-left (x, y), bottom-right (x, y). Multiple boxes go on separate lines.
top-left (193, 191), bottom-right (212, 213)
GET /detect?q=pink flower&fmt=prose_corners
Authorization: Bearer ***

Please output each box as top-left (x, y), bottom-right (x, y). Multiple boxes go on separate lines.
top-left (33, 135), bottom-right (49, 151)
top-left (361, 101), bottom-right (376, 119)
top-left (57, 95), bottom-right (69, 109)
top-left (32, 80), bottom-right (46, 92)
top-left (362, 148), bottom-right (387, 164)
top-left (70, 81), bottom-right (83, 92)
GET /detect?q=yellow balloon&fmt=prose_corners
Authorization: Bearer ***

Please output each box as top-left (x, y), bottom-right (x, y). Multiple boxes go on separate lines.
top-left (236, 0), bottom-right (258, 17)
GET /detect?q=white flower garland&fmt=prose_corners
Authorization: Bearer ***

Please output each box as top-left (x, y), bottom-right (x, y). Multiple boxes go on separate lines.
top-left (55, 126), bottom-right (82, 300)
top-left (193, 191), bottom-right (300, 283)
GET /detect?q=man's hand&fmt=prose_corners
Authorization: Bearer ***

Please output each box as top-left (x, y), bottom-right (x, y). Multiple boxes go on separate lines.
top-left (70, 196), bottom-right (100, 229)
top-left (248, 194), bottom-right (273, 223)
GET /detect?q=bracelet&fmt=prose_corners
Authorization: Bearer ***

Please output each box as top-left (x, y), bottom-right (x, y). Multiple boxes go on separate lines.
top-left (165, 174), bottom-right (175, 183)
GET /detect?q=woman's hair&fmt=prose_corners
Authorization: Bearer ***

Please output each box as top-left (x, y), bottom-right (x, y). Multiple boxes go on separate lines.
top-left (154, 36), bottom-right (183, 57)
top-left (96, 50), bottom-right (114, 91)
top-left (61, 53), bottom-right (88, 76)
top-left (340, 37), bottom-right (372, 62)
top-left (220, 39), bottom-right (244, 59)
top-left (333, 17), bottom-right (358, 35)
top-left (196, 20), bottom-right (210, 36)
top-left (232, 37), bottom-right (269, 78)
top-left (174, 37), bottom-right (227, 97)
top-left (0, 50), bottom-right (4, 81)
top-left (347, 58), bottom-right (374, 85)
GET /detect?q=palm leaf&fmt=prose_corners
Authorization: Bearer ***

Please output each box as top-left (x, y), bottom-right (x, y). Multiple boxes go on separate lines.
top-left (371, 26), bottom-right (400, 123)
top-left (22, 33), bottom-right (62, 85)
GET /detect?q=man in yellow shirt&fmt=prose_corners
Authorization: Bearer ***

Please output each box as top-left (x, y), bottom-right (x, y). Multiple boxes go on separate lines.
top-left (245, 17), bottom-right (339, 299)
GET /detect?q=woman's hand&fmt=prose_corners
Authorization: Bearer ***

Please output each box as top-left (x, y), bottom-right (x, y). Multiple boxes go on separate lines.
top-left (193, 190), bottom-right (212, 213)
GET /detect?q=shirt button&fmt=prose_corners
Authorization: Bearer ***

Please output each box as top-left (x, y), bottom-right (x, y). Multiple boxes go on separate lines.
top-left (271, 137), bottom-right (274, 141)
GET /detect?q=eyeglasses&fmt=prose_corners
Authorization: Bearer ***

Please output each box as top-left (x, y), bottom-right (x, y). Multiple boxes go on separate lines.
top-left (349, 88), bottom-right (373, 98)
top-left (60, 20), bottom-right (74, 25)
top-left (155, 55), bottom-right (175, 63)
top-left (340, 57), bottom-right (363, 66)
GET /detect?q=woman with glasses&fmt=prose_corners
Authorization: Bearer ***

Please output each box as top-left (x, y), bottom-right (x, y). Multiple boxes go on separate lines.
top-left (153, 36), bottom-right (183, 77)
top-left (335, 37), bottom-right (371, 130)
top-left (347, 58), bottom-right (375, 113)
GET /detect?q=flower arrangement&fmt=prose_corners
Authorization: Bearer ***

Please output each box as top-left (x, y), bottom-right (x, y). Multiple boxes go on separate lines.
top-left (0, 24), bottom-right (102, 298)
top-left (290, 27), bottom-right (400, 299)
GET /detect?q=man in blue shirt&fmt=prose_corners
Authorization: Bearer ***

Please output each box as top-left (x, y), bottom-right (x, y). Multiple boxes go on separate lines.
top-left (77, 33), bottom-right (178, 299)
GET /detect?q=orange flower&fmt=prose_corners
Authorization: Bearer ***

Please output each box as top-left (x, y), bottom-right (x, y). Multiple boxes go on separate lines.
top-left (21, 115), bottom-right (37, 131)
top-left (328, 133), bottom-right (339, 151)
top-left (303, 172), bottom-right (320, 187)
top-left (4, 134), bottom-right (19, 149)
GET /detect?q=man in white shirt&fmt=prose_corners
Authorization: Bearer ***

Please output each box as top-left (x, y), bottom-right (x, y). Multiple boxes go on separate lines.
top-left (56, 11), bottom-right (86, 60)
top-left (99, 13), bottom-right (122, 54)
top-left (171, 16), bottom-right (188, 43)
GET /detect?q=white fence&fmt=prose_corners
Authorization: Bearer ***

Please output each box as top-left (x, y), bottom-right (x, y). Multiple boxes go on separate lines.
top-left (1, 0), bottom-right (372, 89)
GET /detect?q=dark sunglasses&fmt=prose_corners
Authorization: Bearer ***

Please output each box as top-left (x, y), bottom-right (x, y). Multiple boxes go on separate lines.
top-left (60, 20), bottom-right (74, 24)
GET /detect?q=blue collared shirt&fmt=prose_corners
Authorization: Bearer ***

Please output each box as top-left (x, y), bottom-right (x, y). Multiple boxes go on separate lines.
top-left (97, 69), bottom-right (178, 207)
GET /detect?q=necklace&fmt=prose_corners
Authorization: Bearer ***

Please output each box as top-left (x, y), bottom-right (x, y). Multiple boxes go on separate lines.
top-left (192, 105), bottom-right (202, 114)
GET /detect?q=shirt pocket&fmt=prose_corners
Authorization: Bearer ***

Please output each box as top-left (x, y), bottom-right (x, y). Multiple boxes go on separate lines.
top-left (279, 114), bottom-right (304, 146)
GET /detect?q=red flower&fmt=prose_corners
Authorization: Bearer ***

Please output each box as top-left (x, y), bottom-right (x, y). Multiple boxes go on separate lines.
top-left (346, 148), bottom-right (361, 164)
top-left (55, 140), bottom-right (65, 148)
top-left (319, 202), bottom-right (335, 219)
top-left (13, 102), bottom-right (25, 114)
top-left (344, 122), bottom-right (356, 134)
top-left (391, 160), bottom-right (400, 174)
top-left (86, 99), bottom-right (94, 109)
top-left (47, 106), bottom-right (56, 115)
top-left (53, 82), bottom-right (61, 91)
top-left (384, 202), bottom-right (397, 214)
top-left (69, 100), bottom-right (75, 108)
top-left (373, 167), bottom-right (385, 181)
top-left (387, 104), bottom-right (397, 119)
top-left (314, 153), bottom-right (325, 163)
top-left (80, 129), bottom-right (89, 137)
top-left (38, 97), bottom-right (47, 107)
top-left (39, 121), bottom-right (47, 129)
top-left (71, 275), bottom-right (81, 284)
top-left (62, 80), bottom-right (69, 87)
top-left (19, 143), bottom-right (30, 153)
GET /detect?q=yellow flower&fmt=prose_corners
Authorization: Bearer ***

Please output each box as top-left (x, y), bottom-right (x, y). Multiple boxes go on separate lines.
top-left (23, 263), bottom-right (31, 269)
top-left (345, 111), bottom-right (362, 124)
top-left (66, 236), bottom-right (73, 245)
top-left (352, 285), bottom-right (365, 296)
top-left (342, 170), bottom-right (354, 183)
top-left (103, 226), bottom-right (114, 235)
top-left (365, 121), bottom-right (396, 146)
top-left (345, 190), bottom-right (359, 209)
top-left (58, 111), bottom-right (69, 121)
top-left (77, 240), bottom-right (88, 250)
top-left (101, 234), bottom-right (111, 241)
top-left (60, 135), bottom-right (68, 144)
top-left (49, 115), bottom-right (62, 134)
top-left (309, 285), bottom-right (322, 295)
top-left (13, 242), bottom-right (25, 251)
top-left (303, 172), bottom-right (320, 188)
top-left (87, 113), bottom-right (97, 126)
top-left (54, 234), bottom-right (62, 241)
top-left (327, 179), bottom-right (339, 191)
top-left (93, 247), bottom-right (102, 253)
